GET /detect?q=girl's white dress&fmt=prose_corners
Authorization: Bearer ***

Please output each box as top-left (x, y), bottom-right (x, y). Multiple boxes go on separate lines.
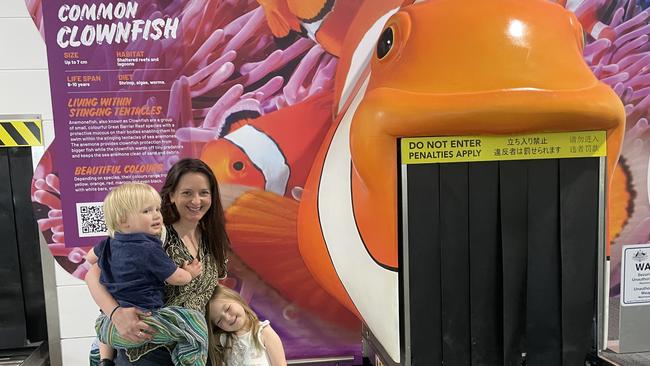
top-left (221, 320), bottom-right (272, 366)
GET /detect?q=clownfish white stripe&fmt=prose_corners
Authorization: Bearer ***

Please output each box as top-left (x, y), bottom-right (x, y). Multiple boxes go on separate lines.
top-left (224, 125), bottom-right (290, 195)
top-left (590, 21), bottom-right (609, 38)
top-left (302, 18), bottom-right (325, 43)
top-left (338, 7), bottom-right (401, 114)
top-left (565, 0), bottom-right (583, 12)
top-left (319, 74), bottom-right (401, 363)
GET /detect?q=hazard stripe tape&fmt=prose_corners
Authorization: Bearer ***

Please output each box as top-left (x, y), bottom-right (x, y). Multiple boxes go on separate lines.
top-left (0, 119), bottom-right (43, 147)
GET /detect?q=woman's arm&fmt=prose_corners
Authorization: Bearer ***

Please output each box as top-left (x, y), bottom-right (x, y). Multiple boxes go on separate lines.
top-left (262, 325), bottom-right (287, 366)
top-left (85, 264), bottom-right (152, 342)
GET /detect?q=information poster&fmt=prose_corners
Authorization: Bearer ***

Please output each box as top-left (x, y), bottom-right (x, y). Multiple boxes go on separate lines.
top-left (42, 2), bottom-right (181, 242)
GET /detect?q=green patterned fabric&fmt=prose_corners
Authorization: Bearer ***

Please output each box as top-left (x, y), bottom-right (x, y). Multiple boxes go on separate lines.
top-left (89, 346), bottom-right (100, 366)
top-left (95, 306), bottom-right (208, 365)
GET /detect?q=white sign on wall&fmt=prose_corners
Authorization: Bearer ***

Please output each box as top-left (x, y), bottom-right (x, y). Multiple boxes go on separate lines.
top-left (621, 244), bottom-right (650, 306)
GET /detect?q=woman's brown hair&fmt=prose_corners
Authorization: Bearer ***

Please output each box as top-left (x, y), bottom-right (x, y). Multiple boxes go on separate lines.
top-left (160, 158), bottom-right (229, 277)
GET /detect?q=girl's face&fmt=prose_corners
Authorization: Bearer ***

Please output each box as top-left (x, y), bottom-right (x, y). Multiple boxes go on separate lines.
top-left (170, 172), bottom-right (212, 224)
top-left (210, 297), bottom-right (248, 335)
top-left (120, 198), bottom-right (163, 236)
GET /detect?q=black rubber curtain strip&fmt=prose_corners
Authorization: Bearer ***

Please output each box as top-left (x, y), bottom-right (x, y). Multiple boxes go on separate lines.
top-left (559, 158), bottom-right (599, 365)
top-left (405, 163), bottom-right (442, 365)
top-left (468, 161), bottom-right (503, 366)
top-left (439, 162), bottom-right (471, 366)
top-left (499, 160), bottom-right (529, 366)
top-left (0, 149), bottom-right (29, 348)
top-left (526, 159), bottom-right (562, 365)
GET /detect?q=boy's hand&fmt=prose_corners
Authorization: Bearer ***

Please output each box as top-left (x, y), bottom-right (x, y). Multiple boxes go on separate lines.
top-left (182, 259), bottom-right (202, 278)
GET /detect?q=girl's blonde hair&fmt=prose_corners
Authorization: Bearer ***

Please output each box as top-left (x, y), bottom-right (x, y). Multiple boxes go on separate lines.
top-left (103, 182), bottom-right (161, 237)
top-left (206, 285), bottom-right (262, 366)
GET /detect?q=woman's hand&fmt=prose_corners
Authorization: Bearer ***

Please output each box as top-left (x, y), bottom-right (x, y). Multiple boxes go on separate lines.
top-left (111, 307), bottom-right (153, 342)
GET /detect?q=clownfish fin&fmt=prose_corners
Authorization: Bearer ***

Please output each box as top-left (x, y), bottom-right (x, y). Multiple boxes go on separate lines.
top-left (257, 0), bottom-right (301, 37)
top-left (220, 110), bottom-right (262, 137)
top-left (219, 184), bottom-right (256, 211)
top-left (222, 118), bottom-right (256, 136)
top-left (225, 189), bottom-right (360, 329)
top-left (287, 0), bottom-right (334, 22)
top-left (609, 157), bottom-right (634, 241)
top-left (609, 144), bottom-right (648, 297)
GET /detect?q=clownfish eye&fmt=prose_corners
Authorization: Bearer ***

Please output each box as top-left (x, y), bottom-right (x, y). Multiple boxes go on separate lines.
top-left (376, 27), bottom-right (394, 59)
top-left (233, 161), bottom-right (244, 171)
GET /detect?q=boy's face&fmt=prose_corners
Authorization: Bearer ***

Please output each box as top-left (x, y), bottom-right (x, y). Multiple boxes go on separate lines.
top-left (119, 199), bottom-right (163, 236)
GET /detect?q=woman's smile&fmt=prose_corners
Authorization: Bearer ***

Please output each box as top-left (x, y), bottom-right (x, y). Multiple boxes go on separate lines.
top-left (170, 172), bottom-right (212, 223)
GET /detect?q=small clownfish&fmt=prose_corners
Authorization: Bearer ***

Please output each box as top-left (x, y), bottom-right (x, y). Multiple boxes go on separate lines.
top-left (559, 0), bottom-right (616, 40)
top-left (256, 0), bottom-right (413, 56)
top-left (200, 91), bottom-right (333, 198)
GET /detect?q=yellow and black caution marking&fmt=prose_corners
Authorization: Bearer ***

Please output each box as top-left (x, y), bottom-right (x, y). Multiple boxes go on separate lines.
top-left (0, 119), bottom-right (43, 147)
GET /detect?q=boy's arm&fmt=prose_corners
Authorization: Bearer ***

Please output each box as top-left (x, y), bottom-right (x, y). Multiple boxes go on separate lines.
top-left (165, 267), bottom-right (192, 285)
top-left (262, 325), bottom-right (287, 366)
top-left (165, 258), bottom-right (202, 285)
top-left (85, 248), bottom-right (98, 265)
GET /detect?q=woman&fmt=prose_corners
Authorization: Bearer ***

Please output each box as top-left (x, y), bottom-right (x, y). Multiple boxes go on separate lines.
top-left (86, 158), bottom-right (229, 365)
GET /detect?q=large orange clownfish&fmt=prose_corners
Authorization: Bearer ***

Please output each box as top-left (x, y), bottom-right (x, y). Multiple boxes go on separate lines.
top-left (297, 0), bottom-right (625, 363)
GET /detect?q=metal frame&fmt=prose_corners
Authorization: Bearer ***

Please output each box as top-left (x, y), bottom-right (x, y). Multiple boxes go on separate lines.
top-left (399, 164), bottom-right (411, 366)
top-left (39, 231), bottom-right (62, 366)
top-left (596, 156), bottom-right (609, 353)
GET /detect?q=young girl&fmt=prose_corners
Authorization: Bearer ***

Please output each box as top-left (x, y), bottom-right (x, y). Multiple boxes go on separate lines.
top-left (207, 285), bottom-right (287, 366)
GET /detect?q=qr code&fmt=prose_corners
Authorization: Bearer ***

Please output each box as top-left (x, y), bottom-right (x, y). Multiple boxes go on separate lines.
top-left (76, 202), bottom-right (108, 237)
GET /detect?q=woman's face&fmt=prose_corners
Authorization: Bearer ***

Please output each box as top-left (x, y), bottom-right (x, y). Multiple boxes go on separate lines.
top-left (170, 172), bottom-right (212, 224)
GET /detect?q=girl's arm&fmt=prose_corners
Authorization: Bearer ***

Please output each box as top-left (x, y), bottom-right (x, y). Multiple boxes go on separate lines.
top-left (85, 263), bottom-right (153, 342)
top-left (261, 325), bottom-right (287, 366)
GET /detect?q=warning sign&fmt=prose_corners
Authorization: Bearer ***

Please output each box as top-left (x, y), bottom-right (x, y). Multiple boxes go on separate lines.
top-left (401, 131), bottom-right (606, 164)
top-left (621, 244), bottom-right (650, 307)
top-left (0, 118), bottom-right (43, 147)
